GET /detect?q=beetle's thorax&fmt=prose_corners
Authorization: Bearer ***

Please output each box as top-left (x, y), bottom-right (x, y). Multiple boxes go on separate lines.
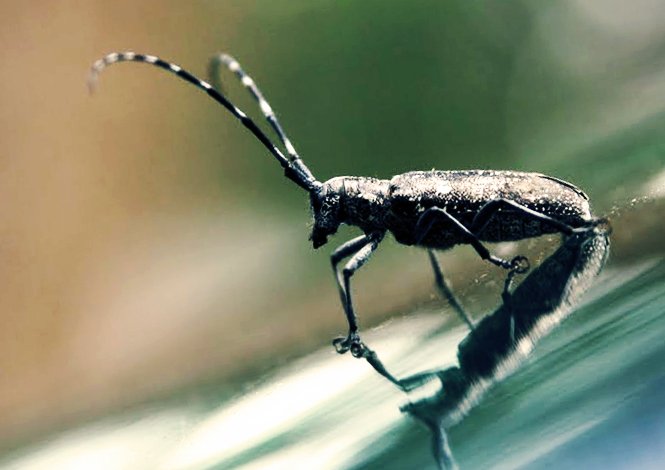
top-left (310, 176), bottom-right (390, 248)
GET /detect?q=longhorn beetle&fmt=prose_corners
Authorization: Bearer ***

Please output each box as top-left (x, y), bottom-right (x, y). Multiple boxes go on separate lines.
top-left (88, 52), bottom-right (606, 369)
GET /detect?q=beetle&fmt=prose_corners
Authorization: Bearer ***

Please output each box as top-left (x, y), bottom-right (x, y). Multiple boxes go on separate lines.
top-left (89, 51), bottom-right (605, 363)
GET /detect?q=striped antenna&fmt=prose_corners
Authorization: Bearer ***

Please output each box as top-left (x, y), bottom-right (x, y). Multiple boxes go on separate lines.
top-left (88, 52), bottom-right (319, 192)
top-left (209, 53), bottom-right (315, 183)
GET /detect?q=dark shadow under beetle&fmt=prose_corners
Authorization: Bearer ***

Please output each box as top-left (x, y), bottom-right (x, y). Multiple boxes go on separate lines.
top-left (362, 226), bottom-right (610, 469)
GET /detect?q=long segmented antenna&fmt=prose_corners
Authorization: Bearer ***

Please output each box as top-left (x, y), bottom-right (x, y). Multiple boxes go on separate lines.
top-left (209, 53), bottom-right (315, 183)
top-left (88, 52), bottom-right (319, 192)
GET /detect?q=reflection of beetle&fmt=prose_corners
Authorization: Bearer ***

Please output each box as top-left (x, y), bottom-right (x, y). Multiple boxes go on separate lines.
top-left (395, 227), bottom-right (609, 469)
top-left (89, 51), bottom-right (606, 361)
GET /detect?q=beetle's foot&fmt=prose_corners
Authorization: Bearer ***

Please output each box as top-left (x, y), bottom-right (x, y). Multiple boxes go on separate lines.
top-left (509, 255), bottom-right (530, 274)
top-left (333, 332), bottom-right (367, 358)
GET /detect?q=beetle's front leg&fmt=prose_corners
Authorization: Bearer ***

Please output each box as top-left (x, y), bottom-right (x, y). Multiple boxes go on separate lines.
top-left (330, 231), bottom-right (384, 357)
top-left (331, 234), bottom-right (369, 311)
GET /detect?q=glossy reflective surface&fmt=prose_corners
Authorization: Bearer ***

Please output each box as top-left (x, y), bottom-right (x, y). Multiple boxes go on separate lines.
top-left (3, 256), bottom-right (663, 469)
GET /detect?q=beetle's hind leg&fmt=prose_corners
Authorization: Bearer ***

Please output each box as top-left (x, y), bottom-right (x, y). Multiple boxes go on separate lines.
top-left (470, 198), bottom-right (580, 236)
top-left (428, 250), bottom-right (474, 331)
top-left (330, 232), bottom-right (384, 357)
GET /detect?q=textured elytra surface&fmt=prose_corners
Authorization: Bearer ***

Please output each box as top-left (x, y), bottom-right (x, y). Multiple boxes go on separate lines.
top-left (388, 170), bottom-right (592, 247)
top-left (320, 170), bottom-right (593, 249)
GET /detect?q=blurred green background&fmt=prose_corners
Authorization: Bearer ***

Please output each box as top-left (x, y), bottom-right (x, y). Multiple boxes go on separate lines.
top-left (1, 0), bottom-right (664, 462)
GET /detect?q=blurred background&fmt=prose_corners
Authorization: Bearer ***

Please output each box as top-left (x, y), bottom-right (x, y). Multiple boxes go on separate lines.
top-left (0, 0), bottom-right (664, 468)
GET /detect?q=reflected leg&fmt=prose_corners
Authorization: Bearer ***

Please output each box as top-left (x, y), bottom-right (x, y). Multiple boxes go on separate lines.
top-left (363, 348), bottom-right (441, 391)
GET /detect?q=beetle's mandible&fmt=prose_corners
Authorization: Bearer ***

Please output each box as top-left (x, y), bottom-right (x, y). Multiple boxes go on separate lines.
top-left (88, 52), bottom-right (607, 363)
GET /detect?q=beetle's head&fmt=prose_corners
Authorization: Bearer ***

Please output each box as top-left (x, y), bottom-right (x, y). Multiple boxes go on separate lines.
top-left (309, 179), bottom-right (343, 249)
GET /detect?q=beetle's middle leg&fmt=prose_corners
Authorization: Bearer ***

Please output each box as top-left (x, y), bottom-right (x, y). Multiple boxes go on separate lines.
top-left (330, 231), bottom-right (384, 357)
top-left (415, 207), bottom-right (526, 271)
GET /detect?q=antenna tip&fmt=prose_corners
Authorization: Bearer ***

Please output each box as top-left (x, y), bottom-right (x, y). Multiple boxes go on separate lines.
top-left (86, 59), bottom-right (106, 95)
top-left (86, 73), bottom-right (99, 95)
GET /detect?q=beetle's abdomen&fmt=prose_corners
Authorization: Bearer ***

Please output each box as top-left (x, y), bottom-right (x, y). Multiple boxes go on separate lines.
top-left (386, 170), bottom-right (592, 248)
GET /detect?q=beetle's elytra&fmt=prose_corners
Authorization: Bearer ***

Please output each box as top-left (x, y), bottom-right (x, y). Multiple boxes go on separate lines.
top-left (89, 51), bottom-right (607, 363)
